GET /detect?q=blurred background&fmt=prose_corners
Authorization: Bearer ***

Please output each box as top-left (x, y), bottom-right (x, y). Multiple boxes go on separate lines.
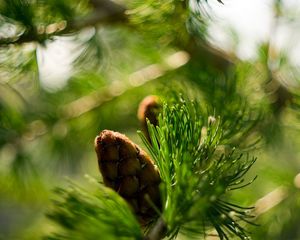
top-left (1, 0), bottom-right (300, 239)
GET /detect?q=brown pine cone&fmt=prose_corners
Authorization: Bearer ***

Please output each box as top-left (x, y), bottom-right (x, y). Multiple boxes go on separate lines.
top-left (137, 95), bottom-right (161, 143)
top-left (94, 130), bottom-right (161, 224)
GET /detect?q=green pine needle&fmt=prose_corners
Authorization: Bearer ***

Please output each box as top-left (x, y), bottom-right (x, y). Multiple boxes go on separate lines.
top-left (46, 94), bottom-right (257, 240)
top-left (45, 178), bottom-right (143, 240)
top-left (139, 95), bottom-right (257, 239)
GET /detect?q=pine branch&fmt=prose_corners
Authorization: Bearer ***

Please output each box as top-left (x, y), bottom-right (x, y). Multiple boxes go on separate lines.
top-left (0, 0), bottom-right (232, 73)
top-left (46, 179), bottom-right (143, 240)
top-left (45, 93), bottom-right (258, 240)
top-left (0, 0), bottom-right (127, 46)
top-left (139, 95), bottom-right (257, 239)
top-left (69, 0), bottom-right (127, 30)
top-left (254, 186), bottom-right (288, 217)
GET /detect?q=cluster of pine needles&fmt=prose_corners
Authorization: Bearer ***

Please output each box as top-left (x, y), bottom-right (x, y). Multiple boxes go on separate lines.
top-left (46, 94), bottom-right (258, 240)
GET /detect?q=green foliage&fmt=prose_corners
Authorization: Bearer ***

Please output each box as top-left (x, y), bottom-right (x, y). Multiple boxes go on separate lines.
top-left (0, 0), bottom-right (90, 44)
top-left (46, 178), bottom-right (142, 240)
top-left (1, 0), bottom-right (300, 240)
top-left (1, 0), bottom-right (35, 27)
top-left (0, 0), bottom-right (90, 26)
top-left (45, 95), bottom-right (257, 240)
top-left (139, 95), bottom-right (256, 239)
top-left (0, 46), bottom-right (38, 86)
top-left (186, 69), bottom-right (261, 148)
top-left (127, 0), bottom-right (221, 47)
top-left (127, 0), bottom-right (189, 46)
top-left (0, 98), bottom-right (25, 146)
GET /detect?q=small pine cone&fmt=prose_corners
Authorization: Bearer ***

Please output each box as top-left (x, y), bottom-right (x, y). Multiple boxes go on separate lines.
top-left (94, 130), bottom-right (161, 223)
top-left (137, 95), bottom-right (161, 143)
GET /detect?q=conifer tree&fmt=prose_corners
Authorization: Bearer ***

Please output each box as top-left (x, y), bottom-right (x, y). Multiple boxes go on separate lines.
top-left (1, 0), bottom-right (300, 239)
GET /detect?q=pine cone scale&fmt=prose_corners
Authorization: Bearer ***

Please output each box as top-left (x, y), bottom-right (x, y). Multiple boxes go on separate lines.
top-left (95, 130), bottom-right (161, 222)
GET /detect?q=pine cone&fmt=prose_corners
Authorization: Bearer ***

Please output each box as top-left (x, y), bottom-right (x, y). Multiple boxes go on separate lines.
top-left (94, 130), bottom-right (161, 223)
top-left (137, 95), bottom-right (161, 143)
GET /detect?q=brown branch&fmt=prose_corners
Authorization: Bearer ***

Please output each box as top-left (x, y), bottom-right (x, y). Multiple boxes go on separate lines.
top-left (254, 186), bottom-right (289, 217)
top-left (69, 0), bottom-right (127, 30)
top-left (0, 0), bottom-right (127, 46)
top-left (0, 0), bottom-right (234, 75)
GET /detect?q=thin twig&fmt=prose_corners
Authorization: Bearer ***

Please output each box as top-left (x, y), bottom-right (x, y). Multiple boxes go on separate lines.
top-left (254, 186), bottom-right (289, 217)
